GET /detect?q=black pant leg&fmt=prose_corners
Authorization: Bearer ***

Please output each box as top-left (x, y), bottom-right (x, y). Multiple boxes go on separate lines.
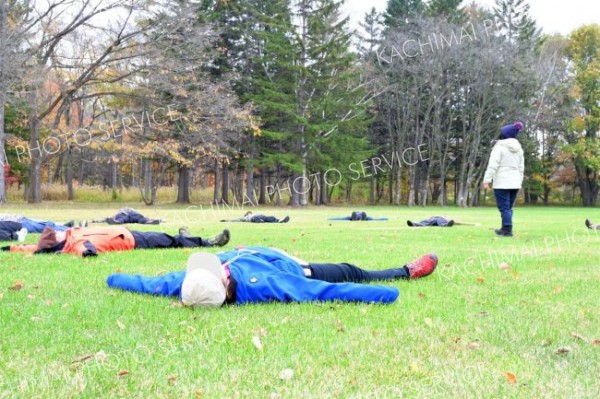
top-left (308, 263), bottom-right (409, 283)
top-left (131, 231), bottom-right (204, 249)
top-left (0, 221), bottom-right (22, 241)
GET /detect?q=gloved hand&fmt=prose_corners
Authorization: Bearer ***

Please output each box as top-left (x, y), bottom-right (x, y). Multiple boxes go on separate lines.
top-left (82, 249), bottom-right (97, 257)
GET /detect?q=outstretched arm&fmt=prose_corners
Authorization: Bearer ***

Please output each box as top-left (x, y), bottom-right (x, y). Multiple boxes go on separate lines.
top-left (107, 271), bottom-right (186, 297)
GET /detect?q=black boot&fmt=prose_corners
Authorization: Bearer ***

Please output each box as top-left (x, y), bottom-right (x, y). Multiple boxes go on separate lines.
top-left (204, 229), bottom-right (230, 247)
top-left (495, 225), bottom-right (513, 237)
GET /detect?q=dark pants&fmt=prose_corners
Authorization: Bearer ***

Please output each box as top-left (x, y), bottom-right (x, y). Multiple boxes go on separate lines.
top-left (250, 215), bottom-right (278, 223)
top-left (307, 263), bottom-right (409, 283)
top-left (494, 189), bottom-right (519, 227)
top-left (131, 231), bottom-right (206, 249)
top-left (107, 210), bottom-right (156, 225)
top-left (0, 221), bottom-right (22, 241)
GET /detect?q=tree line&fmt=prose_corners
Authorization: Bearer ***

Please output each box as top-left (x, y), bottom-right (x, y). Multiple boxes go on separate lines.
top-left (0, 0), bottom-right (598, 206)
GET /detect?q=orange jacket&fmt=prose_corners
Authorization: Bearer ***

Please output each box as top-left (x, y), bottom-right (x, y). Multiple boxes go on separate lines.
top-left (10, 226), bottom-right (136, 256)
top-left (63, 226), bottom-right (135, 256)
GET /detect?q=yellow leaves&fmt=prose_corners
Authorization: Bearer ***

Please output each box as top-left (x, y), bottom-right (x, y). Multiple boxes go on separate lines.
top-left (9, 280), bottom-right (24, 291)
top-left (503, 371), bottom-right (518, 385)
top-left (117, 370), bottom-right (129, 377)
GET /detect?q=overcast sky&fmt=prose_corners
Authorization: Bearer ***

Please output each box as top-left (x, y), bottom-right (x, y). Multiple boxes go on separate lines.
top-left (346, 0), bottom-right (600, 36)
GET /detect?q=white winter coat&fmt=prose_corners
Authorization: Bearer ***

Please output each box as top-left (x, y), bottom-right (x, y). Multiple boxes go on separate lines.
top-left (483, 138), bottom-right (524, 189)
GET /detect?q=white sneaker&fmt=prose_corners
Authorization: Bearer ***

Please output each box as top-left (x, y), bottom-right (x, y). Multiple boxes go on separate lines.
top-left (17, 228), bottom-right (28, 242)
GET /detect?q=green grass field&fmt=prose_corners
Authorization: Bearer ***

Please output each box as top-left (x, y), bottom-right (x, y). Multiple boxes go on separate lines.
top-left (1, 204), bottom-right (599, 398)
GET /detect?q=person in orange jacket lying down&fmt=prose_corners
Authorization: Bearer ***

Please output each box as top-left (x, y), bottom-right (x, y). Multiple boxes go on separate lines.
top-left (2, 225), bottom-right (230, 257)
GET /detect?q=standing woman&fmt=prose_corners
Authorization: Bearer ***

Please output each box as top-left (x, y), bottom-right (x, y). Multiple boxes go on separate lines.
top-left (483, 121), bottom-right (525, 237)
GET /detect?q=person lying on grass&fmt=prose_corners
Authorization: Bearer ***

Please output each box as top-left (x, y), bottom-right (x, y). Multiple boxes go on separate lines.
top-left (327, 211), bottom-right (389, 222)
top-left (87, 207), bottom-right (163, 225)
top-left (406, 216), bottom-right (482, 227)
top-left (0, 214), bottom-right (73, 235)
top-left (220, 211), bottom-right (290, 224)
top-left (585, 219), bottom-right (599, 230)
top-left (106, 247), bottom-right (438, 306)
top-left (2, 226), bottom-right (230, 257)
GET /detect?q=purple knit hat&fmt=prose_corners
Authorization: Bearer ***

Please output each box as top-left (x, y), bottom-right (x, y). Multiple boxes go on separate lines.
top-left (500, 121), bottom-right (524, 139)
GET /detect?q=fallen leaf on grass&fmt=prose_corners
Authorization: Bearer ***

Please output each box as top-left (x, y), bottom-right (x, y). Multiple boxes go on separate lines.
top-left (371, 330), bottom-right (380, 337)
top-left (504, 372), bottom-right (517, 385)
top-left (417, 293), bottom-right (426, 299)
top-left (468, 341), bottom-right (481, 350)
top-left (167, 375), bottom-right (177, 384)
top-left (194, 390), bottom-right (203, 398)
top-left (553, 286), bottom-right (563, 294)
top-left (72, 354), bottom-right (94, 364)
top-left (279, 368), bottom-right (294, 380)
top-left (511, 272), bottom-right (520, 280)
top-left (476, 277), bottom-right (485, 284)
top-left (554, 347), bottom-right (571, 355)
top-left (9, 280), bottom-right (24, 291)
top-left (117, 370), bottom-right (129, 377)
top-left (187, 326), bottom-right (196, 334)
top-left (252, 335), bottom-right (263, 352)
top-left (571, 332), bottom-right (586, 342)
top-left (336, 320), bottom-right (345, 333)
top-left (116, 320), bottom-right (125, 331)
top-left (114, 268), bottom-right (122, 273)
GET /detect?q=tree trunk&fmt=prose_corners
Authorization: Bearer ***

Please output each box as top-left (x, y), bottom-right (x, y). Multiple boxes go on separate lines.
top-left (0, 0), bottom-right (7, 204)
top-left (245, 160), bottom-right (256, 205)
top-left (393, 166), bottom-right (401, 205)
top-left (290, 171), bottom-right (300, 207)
top-left (319, 172), bottom-right (328, 205)
top-left (274, 164), bottom-right (282, 206)
top-left (66, 147), bottom-right (74, 201)
top-left (221, 162), bottom-right (229, 204)
top-left (176, 165), bottom-right (190, 204)
top-left (27, 107), bottom-right (42, 203)
top-left (142, 158), bottom-right (153, 205)
top-left (0, 89), bottom-right (5, 204)
top-left (369, 173), bottom-right (375, 205)
top-left (258, 169), bottom-right (266, 205)
top-left (213, 159), bottom-right (221, 204)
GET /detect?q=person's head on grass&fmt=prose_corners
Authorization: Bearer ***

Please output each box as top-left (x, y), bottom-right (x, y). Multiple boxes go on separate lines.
top-left (181, 253), bottom-right (228, 307)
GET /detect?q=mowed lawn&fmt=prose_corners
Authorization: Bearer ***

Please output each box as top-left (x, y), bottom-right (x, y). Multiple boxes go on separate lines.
top-left (1, 204), bottom-right (599, 398)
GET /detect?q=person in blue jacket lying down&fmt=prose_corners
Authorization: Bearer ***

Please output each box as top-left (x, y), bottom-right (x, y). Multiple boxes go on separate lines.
top-left (106, 246), bottom-right (438, 306)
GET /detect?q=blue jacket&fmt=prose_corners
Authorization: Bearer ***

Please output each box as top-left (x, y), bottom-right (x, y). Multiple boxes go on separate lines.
top-left (106, 247), bottom-right (399, 305)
